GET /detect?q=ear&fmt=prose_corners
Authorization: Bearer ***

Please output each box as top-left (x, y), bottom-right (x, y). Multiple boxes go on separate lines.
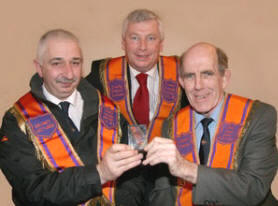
top-left (34, 59), bottom-right (43, 77)
top-left (121, 37), bottom-right (126, 51)
top-left (222, 69), bottom-right (231, 89)
top-left (178, 76), bottom-right (185, 89)
top-left (159, 40), bottom-right (164, 52)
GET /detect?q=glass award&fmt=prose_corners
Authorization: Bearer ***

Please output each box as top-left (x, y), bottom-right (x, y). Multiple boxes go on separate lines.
top-left (128, 124), bottom-right (147, 151)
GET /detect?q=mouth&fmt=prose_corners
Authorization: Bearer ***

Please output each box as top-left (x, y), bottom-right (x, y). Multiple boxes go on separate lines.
top-left (135, 54), bottom-right (150, 60)
top-left (58, 82), bottom-right (74, 89)
top-left (57, 79), bottom-right (76, 88)
top-left (193, 93), bottom-right (210, 102)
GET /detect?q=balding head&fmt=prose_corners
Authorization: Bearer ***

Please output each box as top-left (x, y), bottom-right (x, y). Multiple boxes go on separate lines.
top-left (179, 42), bottom-right (231, 116)
top-left (180, 42), bottom-right (228, 77)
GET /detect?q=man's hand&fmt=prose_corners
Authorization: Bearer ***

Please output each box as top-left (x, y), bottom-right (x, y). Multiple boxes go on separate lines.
top-left (142, 137), bottom-right (198, 184)
top-left (97, 144), bottom-right (143, 184)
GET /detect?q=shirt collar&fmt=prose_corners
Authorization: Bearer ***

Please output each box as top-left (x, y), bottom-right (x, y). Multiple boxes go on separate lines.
top-left (129, 65), bottom-right (157, 79)
top-left (42, 84), bottom-right (78, 106)
top-left (194, 96), bottom-right (224, 129)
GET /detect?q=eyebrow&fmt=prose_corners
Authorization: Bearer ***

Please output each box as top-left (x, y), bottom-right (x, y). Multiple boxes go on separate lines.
top-left (72, 57), bottom-right (83, 61)
top-left (183, 71), bottom-right (194, 75)
top-left (48, 57), bottom-right (82, 62)
top-left (201, 69), bottom-right (214, 74)
top-left (180, 72), bottom-right (194, 78)
top-left (49, 57), bottom-right (63, 61)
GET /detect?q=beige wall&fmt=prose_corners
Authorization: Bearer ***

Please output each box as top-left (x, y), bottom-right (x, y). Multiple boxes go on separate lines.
top-left (1, 1), bottom-right (278, 205)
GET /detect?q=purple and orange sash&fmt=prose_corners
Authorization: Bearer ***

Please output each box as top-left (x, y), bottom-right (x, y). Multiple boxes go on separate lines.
top-left (99, 56), bottom-right (182, 141)
top-left (97, 94), bottom-right (120, 204)
top-left (12, 91), bottom-right (119, 206)
top-left (172, 94), bottom-right (253, 206)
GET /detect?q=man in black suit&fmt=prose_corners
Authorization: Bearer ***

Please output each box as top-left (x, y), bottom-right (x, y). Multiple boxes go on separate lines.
top-left (86, 9), bottom-right (189, 205)
top-left (86, 9), bottom-right (188, 141)
top-left (0, 29), bottom-right (143, 206)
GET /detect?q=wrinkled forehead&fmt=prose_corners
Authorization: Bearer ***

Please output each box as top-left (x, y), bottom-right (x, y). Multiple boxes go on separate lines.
top-left (182, 46), bottom-right (218, 73)
top-left (126, 20), bottom-right (159, 32)
top-left (43, 38), bottom-right (82, 59)
top-left (124, 19), bottom-right (163, 41)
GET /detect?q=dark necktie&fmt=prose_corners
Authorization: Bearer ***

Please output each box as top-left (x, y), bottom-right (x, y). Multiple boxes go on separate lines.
top-left (199, 118), bottom-right (213, 165)
top-left (59, 101), bottom-right (79, 133)
top-left (132, 73), bottom-right (149, 126)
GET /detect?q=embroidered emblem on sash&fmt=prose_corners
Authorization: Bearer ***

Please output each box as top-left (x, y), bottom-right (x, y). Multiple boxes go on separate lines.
top-left (216, 122), bottom-right (241, 144)
top-left (27, 113), bottom-right (57, 138)
top-left (108, 79), bottom-right (126, 101)
top-left (162, 79), bottom-right (178, 103)
top-left (175, 132), bottom-right (194, 155)
top-left (100, 105), bottom-right (117, 129)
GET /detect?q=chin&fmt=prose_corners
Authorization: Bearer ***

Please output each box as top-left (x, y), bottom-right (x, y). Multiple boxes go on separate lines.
top-left (192, 105), bottom-right (210, 115)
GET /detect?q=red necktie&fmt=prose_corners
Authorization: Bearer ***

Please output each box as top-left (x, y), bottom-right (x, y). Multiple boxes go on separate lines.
top-left (133, 73), bottom-right (149, 126)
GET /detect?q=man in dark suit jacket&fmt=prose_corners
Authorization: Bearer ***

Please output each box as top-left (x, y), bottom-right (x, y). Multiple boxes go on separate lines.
top-left (86, 9), bottom-right (188, 141)
top-left (143, 42), bottom-right (278, 205)
top-left (86, 9), bottom-right (189, 205)
top-left (0, 29), bottom-right (143, 206)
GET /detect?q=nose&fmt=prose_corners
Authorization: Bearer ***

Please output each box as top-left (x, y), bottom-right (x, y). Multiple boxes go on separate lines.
top-left (63, 63), bottom-right (74, 79)
top-left (139, 39), bottom-right (147, 50)
top-left (194, 75), bottom-right (204, 90)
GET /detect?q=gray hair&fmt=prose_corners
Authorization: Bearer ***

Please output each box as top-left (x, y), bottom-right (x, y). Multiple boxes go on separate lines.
top-left (215, 47), bottom-right (228, 75)
top-left (36, 29), bottom-right (81, 64)
top-left (122, 9), bottom-right (164, 40)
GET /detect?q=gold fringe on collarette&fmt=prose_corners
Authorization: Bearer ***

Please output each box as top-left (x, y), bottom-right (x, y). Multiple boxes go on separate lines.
top-left (11, 99), bottom-right (120, 206)
top-left (168, 55), bottom-right (183, 120)
top-left (10, 106), bottom-right (56, 172)
top-left (9, 107), bottom-right (26, 135)
top-left (99, 58), bottom-right (111, 97)
top-left (116, 105), bottom-right (122, 144)
top-left (232, 100), bottom-right (257, 170)
top-left (85, 195), bottom-right (115, 206)
top-left (11, 105), bottom-right (118, 206)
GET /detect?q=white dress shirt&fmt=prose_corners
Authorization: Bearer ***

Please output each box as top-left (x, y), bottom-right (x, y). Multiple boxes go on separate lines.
top-left (42, 85), bottom-right (84, 131)
top-left (129, 65), bottom-right (159, 121)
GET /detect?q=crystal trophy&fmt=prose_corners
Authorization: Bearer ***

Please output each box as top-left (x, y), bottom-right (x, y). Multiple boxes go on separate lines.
top-left (128, 124), bottom-right (147, 151)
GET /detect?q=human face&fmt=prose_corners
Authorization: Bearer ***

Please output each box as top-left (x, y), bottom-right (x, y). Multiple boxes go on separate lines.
top-left (122, 20), bottom-right (163, 73)
top-left (179, 45), bottom-right (230, 116)
top-left (35, 38), bottom-right (82, 100)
